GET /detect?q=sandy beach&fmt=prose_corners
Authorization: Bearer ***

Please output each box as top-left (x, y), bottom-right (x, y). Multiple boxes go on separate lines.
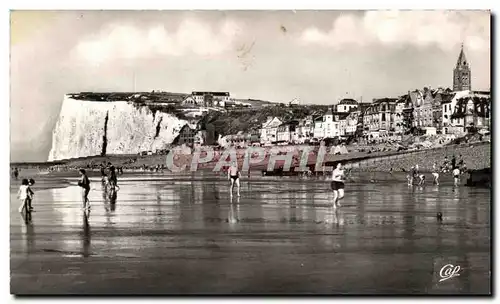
top-left (10, 171), bottom-right (491, 294)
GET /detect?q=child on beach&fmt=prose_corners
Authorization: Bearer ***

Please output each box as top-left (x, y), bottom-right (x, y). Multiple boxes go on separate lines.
top-left (418, 174), bottom-right (426, 186)
top-left (27, 178), bottom-right (35, 211)
top-left (17, 179), bottom-right (34, 213)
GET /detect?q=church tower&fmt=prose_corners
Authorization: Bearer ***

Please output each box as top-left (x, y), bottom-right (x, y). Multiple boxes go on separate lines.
top-left (453, 44), bottom-right (471, 91)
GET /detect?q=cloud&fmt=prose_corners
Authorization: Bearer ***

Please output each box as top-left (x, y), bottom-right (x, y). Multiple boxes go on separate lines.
top-left (72, 18), bottom-right (243, 66)
top-left (299, 11), bottom-right (490, 51)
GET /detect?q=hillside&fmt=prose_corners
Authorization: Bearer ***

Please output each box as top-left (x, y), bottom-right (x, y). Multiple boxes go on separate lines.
top-left (199, 104), bottom-right (329, 137)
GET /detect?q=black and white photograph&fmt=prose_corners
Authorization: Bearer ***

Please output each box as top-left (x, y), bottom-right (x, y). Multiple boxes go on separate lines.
top-left (8, 8), bottom-right (492, 295)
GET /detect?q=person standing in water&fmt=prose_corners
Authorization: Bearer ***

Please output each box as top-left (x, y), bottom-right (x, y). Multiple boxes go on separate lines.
top-left (453, 166), bottom-right (461, 187)
top-left (407, 166), bottom-right (413, 185)
top-left (78, 169), bottom-right (91, 210)
top-left (109, 165), bottom-right (118, 191)
top-left (432, 162), bottom-right (440, 185)
top-left (228, 164), bottom-right (241, 197)
top-left (331, 162), bottom-right (346, 208)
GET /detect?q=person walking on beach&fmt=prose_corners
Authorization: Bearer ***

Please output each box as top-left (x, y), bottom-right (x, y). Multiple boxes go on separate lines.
top-left (453, 166), bottom-right (461, 187)
top-left (331, 162), bottom-right (346, 209)
top-left (14, 167), bottom-right (19, 180)
top-left (407, 166), bottom-right (414, 185)
top-left (17, 179), bottom-right (34, 213)
top-left (27, 179), bottom-right (35, 211)
top-left (228, 164), bottom-right (241, 197)
top-left (100, 165), bottom-right (107, 185)
top-left (109, 165), bottom-right (118, 191)
top-left (432, 162), bottom-right (440, 185)
top-left (78, 169), bottom-right (91, 210)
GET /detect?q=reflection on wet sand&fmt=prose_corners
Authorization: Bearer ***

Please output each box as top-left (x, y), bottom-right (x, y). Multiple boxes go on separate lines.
top-left (82, 212), bottom-right (91, 258)
top-left (10, 173), bottom-right (491, 294)
top-left (228, 196), bottom-right (240, 225)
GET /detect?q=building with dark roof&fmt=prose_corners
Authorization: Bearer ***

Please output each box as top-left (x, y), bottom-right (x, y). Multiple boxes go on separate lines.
top-left (191, 91), bottom-right (230, 107)
top-left (450, 94), bottom-right (490, 132)
top-left (362, 98), bottom-right (399, 135)
top-left (174, 124), bottom-right (197, 147)
top-left (277, 120), bottom-right (300, 143)
top-left (336, 98), bottom-right (358, 113)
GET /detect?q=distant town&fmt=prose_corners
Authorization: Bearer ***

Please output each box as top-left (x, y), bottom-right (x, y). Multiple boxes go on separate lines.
top-left (172, 46), bottom-right (490, 151)
top-left (67, 46), bottom-right (490, 156)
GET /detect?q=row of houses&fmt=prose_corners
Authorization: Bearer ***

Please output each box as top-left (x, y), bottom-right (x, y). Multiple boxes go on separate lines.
top-left (182, 91), bottom-right (252, 109)
top-left (362, 88), bottom-right (490, 137)
top-left (172, 88), bottom-right (491, 148)
top-left (256, 89), bottom-right (491, 145)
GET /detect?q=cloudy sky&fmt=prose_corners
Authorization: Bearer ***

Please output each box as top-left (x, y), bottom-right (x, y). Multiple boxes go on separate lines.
top-left (10, 10), bottom-right (490, 161)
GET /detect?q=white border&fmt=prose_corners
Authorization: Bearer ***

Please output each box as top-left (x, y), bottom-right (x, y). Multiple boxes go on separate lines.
top-left (2, 1), bottom-right (497, 303)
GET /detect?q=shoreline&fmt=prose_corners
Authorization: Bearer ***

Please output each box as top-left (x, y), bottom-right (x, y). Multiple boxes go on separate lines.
top-left (11, 141), bottom-right (490, 175)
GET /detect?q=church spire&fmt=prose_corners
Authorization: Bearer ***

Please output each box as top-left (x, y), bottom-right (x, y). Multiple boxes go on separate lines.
top-left (456, 43), bottom-right (468, 67)
top-left (453, 43), bottom-right (471, 91)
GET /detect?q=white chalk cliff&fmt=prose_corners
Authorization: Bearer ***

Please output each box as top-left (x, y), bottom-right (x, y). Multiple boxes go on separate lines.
top-left (48, 95), bottom-right (188, 161)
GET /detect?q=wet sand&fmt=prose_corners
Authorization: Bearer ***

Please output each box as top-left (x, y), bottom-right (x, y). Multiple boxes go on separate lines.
top-left (10, 172), bottom-right (491, 294)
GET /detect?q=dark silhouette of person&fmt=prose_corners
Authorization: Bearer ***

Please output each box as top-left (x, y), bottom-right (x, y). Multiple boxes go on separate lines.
top-left (109, 166), bottom-right (118, 189)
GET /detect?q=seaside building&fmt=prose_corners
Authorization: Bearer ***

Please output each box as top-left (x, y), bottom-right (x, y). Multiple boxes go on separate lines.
top-left (363, 98), bottom-right (398, 137)
top-left (336, 98), bottom-right (358, 113)
top-left (344, 111), bottom-right (359, 136)
top-left (260, 117), bottom-right (283, 145)
top-left (411, 88), bottom-right (437, 134)
top-left (277, 121), bottom-right (300, 144)
top-left (192, 91), bottom-right (231, 107)
top-left (176, 124), bottom-right (197, 146)
top-left (394, 99), bottom-right (405, 134)
top-left (442, 90), bottom-right (471, 133)
top-left (313, 108), bottom-right (348, 139)
top-left (296, 116), bottom-right (314, 144)
top-left (450, 93), bottom-right (491, 133)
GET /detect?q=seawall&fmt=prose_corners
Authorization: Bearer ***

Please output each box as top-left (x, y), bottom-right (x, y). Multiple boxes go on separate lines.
top-left (349, 142), bottom-right (490, 172)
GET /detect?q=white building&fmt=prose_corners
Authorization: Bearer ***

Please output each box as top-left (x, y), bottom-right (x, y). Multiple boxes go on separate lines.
top-left (313, 108), bottom-right (345, 139)
top-left (192, 91), bottom-right (231, 107)
top-left (344, 111), bottom-right (359, 135)
top-left (442, 90), bottom-right (468, 128)
top-left (182, 96), bottom-right (197, 106)
top-left (277, 121), bottom-right (299, 144)
top-left (296, 116), bottom-right (314, 143)
top-left (260, 117), bottom-right (283, 145)
top-left (336, 99), bottom-right (358, 113)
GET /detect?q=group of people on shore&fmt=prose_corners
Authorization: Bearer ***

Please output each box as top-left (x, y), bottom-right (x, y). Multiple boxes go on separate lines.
top-left (70, 164), bottom-right (122, 211)
top-left (407, 154), bottom-right (467, 187)
top-left (14, 152), bottom-right (470, 217)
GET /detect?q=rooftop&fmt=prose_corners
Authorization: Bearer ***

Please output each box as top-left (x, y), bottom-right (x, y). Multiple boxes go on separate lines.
top-left (338, 98), bottom-right (358, 105)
